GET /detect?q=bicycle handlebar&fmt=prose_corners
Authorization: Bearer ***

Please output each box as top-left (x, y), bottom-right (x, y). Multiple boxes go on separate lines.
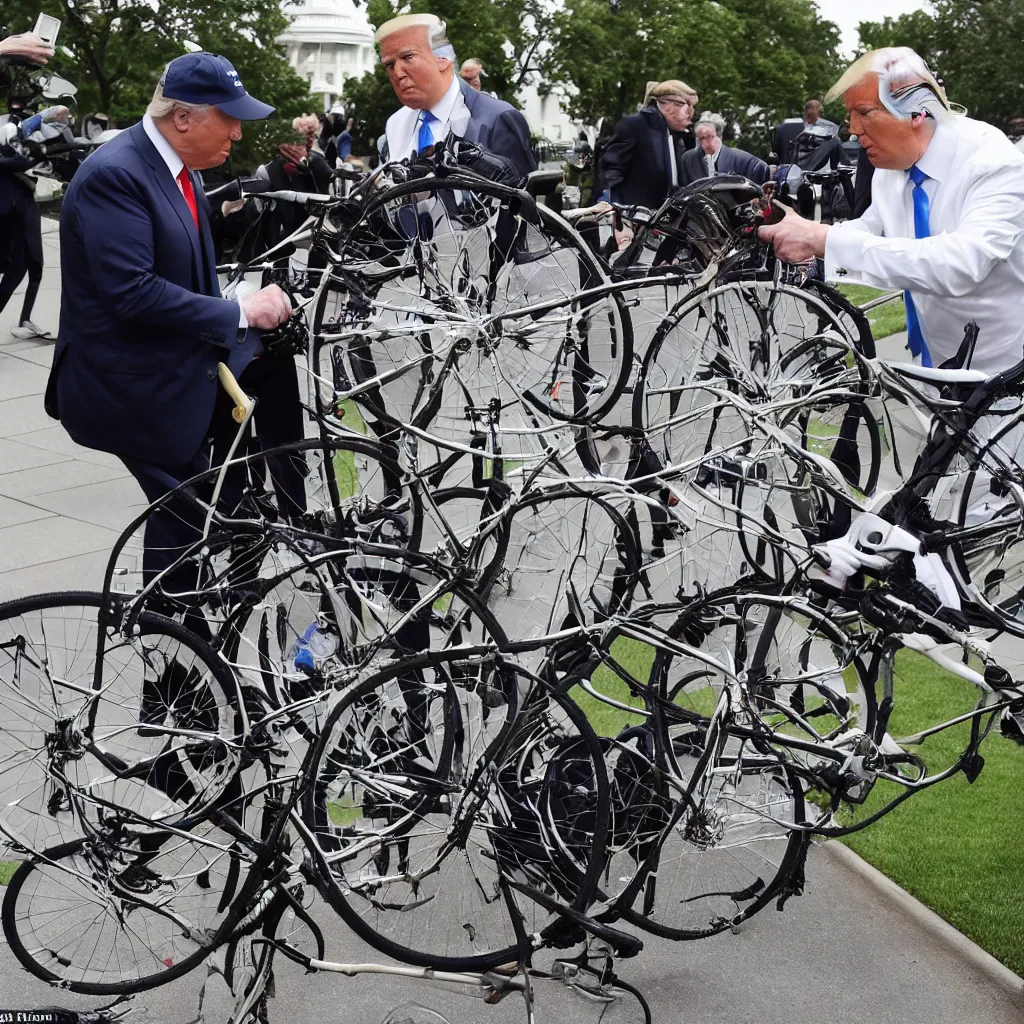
top-left (203, 176), bottom-right (276, 202)
top-left (255, 188), bottom-right (336, 205)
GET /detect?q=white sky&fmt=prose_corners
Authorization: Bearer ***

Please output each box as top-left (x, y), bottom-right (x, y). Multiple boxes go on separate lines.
top-left (815, 0), bottom-right (928, 57)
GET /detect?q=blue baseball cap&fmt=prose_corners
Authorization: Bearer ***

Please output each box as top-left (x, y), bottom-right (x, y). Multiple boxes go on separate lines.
top-left (162, 52), bottom-right (275, 121)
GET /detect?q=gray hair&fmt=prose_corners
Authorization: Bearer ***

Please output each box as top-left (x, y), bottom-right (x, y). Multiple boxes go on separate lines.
top-left (146, 72), bottom-right (210, 120)
top-left (694, 112), bottom-right (726, 137)
top-left (826, 47), bottom-right (950, 121)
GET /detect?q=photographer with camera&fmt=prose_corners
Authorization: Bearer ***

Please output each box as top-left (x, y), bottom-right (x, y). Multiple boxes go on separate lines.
top-left (0, 31), bottom-right (53, 94)
top-left (0, 101), bottom-right (68, 338)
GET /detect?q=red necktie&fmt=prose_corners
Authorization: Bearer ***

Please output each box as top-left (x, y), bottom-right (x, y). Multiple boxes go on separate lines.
top-left (176, 166), bottom-right (199, 231)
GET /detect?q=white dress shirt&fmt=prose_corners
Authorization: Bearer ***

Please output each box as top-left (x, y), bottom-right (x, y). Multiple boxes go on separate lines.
top-left (825, 115), bottom-right (1024, 375)
top-left (705, 147), bottom-right (719, 177)
top-left (384, 74), bottom-right (471, 162)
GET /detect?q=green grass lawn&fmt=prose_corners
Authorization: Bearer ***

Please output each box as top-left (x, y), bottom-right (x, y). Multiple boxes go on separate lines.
top-left (566, 636), bottom-right (1024, 976)
top-left (835, 650), bottom-right (1024, 976)
top-left (332, 399), bottom-right (370, 500)
top-left (0, 860), bottom-right (15, 885)
top-left (838, 284), bottom-right (906, 340)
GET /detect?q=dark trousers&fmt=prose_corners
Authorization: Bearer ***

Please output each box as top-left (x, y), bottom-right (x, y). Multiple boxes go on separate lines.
top-left (121, 352), bottom-right (308, 607)
top-left (0, 189), bottom-right (43, 324)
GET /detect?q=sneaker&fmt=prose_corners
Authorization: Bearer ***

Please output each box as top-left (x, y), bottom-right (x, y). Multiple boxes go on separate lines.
top-left (10, 320), bottom-right (54, 341)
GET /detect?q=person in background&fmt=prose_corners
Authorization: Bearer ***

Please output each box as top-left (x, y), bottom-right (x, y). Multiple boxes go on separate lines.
top-left (760, 47), bottom-right (1024, 376)
top-left (338, 117), bottom-right (355, 161)
top-left (0, 103), bottom-right (69, 339)
top-left (803, 98), bottom-right (838, 131)
top-left (557, 134), bottom-right (604, 249)
top-left (773, 98), bottom-right (837, 166)
top-left (0, 32), bottom-right (52, 93)
top-left (319, 104), bottom-right (346, 167)
top-left (600, 79), bottom-right (698, 211)
top-left (681, 112), bottom-right (768, 184)
top-left (375, 14), bottom-right (535, 176)
top-left (459, 58), bottom-right (484, 92)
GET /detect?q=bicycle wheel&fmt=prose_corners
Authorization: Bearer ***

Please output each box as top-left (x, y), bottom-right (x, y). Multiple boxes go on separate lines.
top-left (474, 485), bottom-right (642, 650)
top-left (2, 818), bottom-right (246, 994)
top-left (303, 652), bottom-right (609, 970)
top-left (950, 419), bottom-right (1024, 635)
top-left (0, 592), bottom-right (239, 855)
top-left (311, 176), bottom-right (632, 448)
top-left (633, 280), bottom-right (869, 471)
top-left (609, 726), bottom-right (809, 940)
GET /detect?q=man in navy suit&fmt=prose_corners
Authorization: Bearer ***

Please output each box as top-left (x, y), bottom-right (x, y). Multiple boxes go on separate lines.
top-left (375, 13), bottom-right (536, 177)
top-left (599, 80), bottom-right (699, 212)
top-left (681, 114), bottom-right (769, 186)
top-left (48, 52), bottom-right (297, 596)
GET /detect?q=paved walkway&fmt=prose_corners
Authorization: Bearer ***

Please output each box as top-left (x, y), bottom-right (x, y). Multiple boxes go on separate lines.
top-left (0, 234), bottom-right (1022, 1023)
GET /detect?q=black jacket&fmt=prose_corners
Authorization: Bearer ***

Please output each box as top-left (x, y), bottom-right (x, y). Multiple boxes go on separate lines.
top-left (600, 105), bottom-right (693, 209)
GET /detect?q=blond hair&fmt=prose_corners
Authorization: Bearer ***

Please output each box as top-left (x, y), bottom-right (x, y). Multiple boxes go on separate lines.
top-left (826, 47), bottom-right (949, 120)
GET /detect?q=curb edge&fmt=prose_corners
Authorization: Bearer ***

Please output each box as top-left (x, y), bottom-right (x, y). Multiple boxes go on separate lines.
top-left (821, 839), bottom-right (1024, 1010)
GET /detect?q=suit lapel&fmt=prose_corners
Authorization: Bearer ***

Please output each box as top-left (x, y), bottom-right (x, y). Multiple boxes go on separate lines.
top-left (130, 122), bottom-right (204, 288)
top-left (194, 174), bottom-right (220, 297)
top-left (458, 81), bottom-right (485, 144)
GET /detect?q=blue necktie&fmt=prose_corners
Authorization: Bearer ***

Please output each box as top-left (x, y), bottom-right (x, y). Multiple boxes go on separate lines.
top-left (417, 110), bottom-right (437, 155)
top-left (905, 164), bottom-right (932, 367)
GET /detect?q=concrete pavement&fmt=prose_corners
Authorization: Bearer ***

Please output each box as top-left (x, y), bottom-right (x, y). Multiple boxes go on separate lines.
top-left (0, 231), bottom-right (1022, 1023)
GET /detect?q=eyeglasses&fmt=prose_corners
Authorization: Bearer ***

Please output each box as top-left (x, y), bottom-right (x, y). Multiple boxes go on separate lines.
top-left (656, 97), bottom-right (694, 110)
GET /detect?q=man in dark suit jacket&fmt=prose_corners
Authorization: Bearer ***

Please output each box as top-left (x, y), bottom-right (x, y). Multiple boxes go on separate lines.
top-left (49, 52), bottom-right (297, 590)
top-left (682, 115), bottom-right (769, 185)
top-left (599, 80), bottom-right (698, 212)
top-left (375, 13), bottom-right (536, 177)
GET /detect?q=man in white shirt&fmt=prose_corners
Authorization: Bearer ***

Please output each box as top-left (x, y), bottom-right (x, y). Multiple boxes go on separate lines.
top-left (760, 47), bottom-right (1024, 376)
top-left (375, 13), bottom-right (535, 176)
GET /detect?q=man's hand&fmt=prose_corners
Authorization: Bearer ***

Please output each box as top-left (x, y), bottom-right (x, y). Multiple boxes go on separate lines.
top-left (240, 284), bottom-right (294, 330)
top-left (0, 33), bottom-right (54, 66)
top-left (757, 205), bottom-right (830, 263)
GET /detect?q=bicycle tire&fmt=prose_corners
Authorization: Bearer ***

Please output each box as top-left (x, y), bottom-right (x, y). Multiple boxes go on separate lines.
top-left (302, 650), bottom-right (610, 970)
top-left (2, 822), bottom-right (247, 994)
top-left (0, 591), bottom-right (240, 854)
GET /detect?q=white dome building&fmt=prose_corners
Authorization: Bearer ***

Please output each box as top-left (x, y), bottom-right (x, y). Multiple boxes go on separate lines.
top-left (278, 0), bottom-right (376, 112)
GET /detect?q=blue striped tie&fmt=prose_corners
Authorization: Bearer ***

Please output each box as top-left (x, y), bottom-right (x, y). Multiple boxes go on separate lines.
top-left (417, 110), bottom-right (437, 155)
top-left (905, 164), bottom-right (932, 367)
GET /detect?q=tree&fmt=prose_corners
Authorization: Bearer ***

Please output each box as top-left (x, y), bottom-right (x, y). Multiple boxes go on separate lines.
top-left (857, 1), bottom-right (1024, 131)
top-left (2, 0), bottom-right (311, 168)
top-left (544, 0), bottom-right (843, 156)
top-left (341, 64), bottom-right (398, 155)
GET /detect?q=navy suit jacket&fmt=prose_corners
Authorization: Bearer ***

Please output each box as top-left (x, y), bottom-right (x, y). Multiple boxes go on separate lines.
top-left (457, 82), bottom-right (536, 177)
top-left (680, 144), bottom-right (769, 187)
top-left (600, 106), bottom-right (696, 210)
top-left (380, 80), bottom-right (537, 178)
top-left (51, 120), bottom-right (255, 466)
